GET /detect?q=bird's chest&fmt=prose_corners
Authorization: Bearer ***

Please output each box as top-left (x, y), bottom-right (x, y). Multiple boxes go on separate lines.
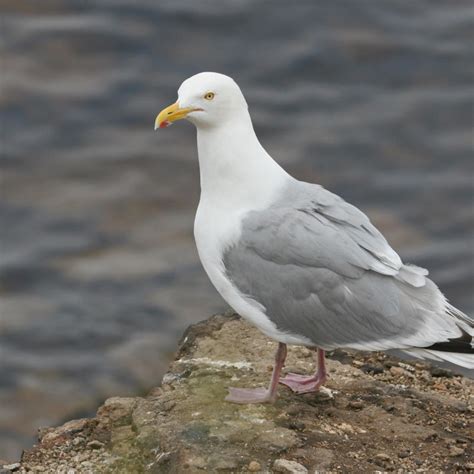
top-left (193, 201), bottom-right (314, 345)
top-left (193, 202), bottom-right (278, 338)
top-left (194, 203), bottom-right (244, 292)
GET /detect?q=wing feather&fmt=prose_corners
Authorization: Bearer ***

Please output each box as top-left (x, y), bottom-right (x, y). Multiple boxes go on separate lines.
top-left (223, 181), bottom-right (463, 351)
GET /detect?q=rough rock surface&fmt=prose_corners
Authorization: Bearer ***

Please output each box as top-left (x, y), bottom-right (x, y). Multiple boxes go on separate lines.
top-left (10, 312), bottom-right (474, 473)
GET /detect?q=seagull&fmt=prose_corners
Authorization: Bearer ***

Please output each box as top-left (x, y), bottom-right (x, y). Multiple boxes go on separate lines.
top-left (155, 72), bottom-right (473, 404)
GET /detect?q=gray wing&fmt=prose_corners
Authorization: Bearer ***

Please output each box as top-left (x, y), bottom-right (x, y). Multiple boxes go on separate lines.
top-left (293, 182), bottom-right (428, 285)
top-left (223, 181), bottom-right (461, 350)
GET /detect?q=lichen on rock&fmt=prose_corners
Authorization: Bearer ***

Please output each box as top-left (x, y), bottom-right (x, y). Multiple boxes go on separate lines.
top-left (11, 312), bottom-right (474, 473)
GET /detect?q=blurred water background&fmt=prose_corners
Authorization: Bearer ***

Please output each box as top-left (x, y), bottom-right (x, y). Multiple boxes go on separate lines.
top-left (1, 0), bottom-right (473, 460)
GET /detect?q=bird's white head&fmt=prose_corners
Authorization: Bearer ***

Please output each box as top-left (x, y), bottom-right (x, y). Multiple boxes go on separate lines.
top-left (155, 72), bottom-right (248, 130)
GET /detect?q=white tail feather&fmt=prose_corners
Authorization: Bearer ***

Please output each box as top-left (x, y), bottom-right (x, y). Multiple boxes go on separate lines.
top-left (403, 348), bottom-right (474, 370)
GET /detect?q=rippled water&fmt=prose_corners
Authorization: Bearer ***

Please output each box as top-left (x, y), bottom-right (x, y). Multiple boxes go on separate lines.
top-left (1, 0), bottom-right (473, 460)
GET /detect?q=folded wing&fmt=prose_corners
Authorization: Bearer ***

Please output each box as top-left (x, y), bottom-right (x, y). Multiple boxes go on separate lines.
top-left (223, 181), bottom-right (469, 354)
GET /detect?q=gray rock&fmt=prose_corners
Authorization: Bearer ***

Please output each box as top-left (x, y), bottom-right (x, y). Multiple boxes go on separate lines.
top-left (2, 464), bottom-right (20, 472)
top-left (273, 459), bottom-right (308, 473)
top-left (86, 440), bottom-right (104, 449)
top-left (13, 314), bottom-right (474, 473)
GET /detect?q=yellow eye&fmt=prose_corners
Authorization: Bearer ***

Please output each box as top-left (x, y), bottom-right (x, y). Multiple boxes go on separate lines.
top-left (204, 92), bottom-right (215, 100)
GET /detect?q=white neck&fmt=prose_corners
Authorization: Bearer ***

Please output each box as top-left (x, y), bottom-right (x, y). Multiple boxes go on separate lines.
top-left (196, 109), bottom-right (289, 211)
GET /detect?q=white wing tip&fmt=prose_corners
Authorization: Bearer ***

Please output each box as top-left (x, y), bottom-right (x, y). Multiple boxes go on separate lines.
top-left (403, 348), bottom-right (474, 370)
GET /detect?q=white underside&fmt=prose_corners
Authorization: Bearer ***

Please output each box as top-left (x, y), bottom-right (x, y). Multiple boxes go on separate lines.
top-left (194, 182), bottom-right (315, 347)
top-left (193, 111), bottom-right (315, 346)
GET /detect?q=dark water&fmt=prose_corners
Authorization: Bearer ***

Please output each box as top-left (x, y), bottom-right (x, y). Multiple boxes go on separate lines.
top-left (1, 0), bottom-right (473, 460)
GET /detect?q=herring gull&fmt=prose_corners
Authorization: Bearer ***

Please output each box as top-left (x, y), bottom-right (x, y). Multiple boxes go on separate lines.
top-left (155, 72), bottom-right (473, 404)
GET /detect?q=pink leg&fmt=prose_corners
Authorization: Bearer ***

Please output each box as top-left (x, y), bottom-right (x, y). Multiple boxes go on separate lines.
top-left (279, 348), bottom-right (327, 394)
top-left (226, 343), bottom-right (287, 404)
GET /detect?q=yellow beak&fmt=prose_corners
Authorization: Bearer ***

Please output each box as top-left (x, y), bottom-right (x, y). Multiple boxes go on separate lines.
top-left (154, 102), bottom-right (197, 130)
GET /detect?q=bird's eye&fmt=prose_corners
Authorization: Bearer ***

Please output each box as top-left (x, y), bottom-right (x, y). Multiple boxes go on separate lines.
top-left (204, 92), bottom-right (215, 100)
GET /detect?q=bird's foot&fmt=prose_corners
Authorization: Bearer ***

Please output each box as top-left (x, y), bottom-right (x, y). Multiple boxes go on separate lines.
top-left (279, 372), bottom-right (327, 394)
top-left (225, 386), bottom-right (276, 404)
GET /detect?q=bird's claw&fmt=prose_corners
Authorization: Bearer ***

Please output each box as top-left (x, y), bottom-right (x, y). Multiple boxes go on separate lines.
top-left (279, 372), bottom-right (327, 394)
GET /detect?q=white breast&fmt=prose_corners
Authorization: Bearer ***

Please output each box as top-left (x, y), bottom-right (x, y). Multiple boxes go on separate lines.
top-left (192, 117), bottom-right (311, 345)
top-left (193, 200), bottom-right (313, 346)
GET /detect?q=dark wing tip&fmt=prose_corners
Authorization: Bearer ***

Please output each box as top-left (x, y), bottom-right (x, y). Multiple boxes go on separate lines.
top-left (424, 328), bottom-right (473, 354)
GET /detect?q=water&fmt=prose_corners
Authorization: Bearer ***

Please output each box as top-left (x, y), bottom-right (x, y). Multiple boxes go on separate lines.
top-left (1, 0), bottom-right (473, 460)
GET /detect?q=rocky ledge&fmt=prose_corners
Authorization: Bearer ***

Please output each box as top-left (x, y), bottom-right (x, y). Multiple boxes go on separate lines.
top-left (7, 312), bottom-right (473, 473)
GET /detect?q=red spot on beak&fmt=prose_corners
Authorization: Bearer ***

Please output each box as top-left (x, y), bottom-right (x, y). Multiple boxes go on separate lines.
top-left (159, 120), bottom-right (171, 128)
